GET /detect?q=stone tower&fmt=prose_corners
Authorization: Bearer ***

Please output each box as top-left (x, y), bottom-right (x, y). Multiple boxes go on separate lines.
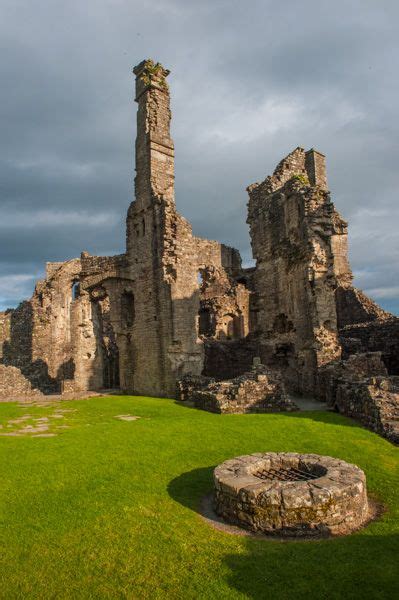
top-left (125, 60), bottom-right (203, 396)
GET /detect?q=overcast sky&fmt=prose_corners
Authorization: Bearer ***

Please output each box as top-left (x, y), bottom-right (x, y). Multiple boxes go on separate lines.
top-left (1, 0), bottom-right (398, 314)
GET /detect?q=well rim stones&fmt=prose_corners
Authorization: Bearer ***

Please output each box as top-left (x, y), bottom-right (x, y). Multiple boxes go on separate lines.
top-left (213, 452), bottom-right (369, 537)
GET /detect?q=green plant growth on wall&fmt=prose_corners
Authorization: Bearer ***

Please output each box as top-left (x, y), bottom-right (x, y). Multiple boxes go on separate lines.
top-left (292, 173), bottom-right (309, 185)
top-left (140, 59), bottom-right (167, 90)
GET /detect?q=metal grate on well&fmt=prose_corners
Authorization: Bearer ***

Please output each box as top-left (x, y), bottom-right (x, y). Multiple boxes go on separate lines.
top-left (253, 467), bottom-right (319, 482)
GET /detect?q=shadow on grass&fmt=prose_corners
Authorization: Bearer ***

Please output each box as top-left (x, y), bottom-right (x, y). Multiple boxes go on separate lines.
top-left (168, 466), bottom-right (214, 512)
top-left (223, 531), bottom-right (399, 599)
top-left (168, 467), bottom-right (398, 598)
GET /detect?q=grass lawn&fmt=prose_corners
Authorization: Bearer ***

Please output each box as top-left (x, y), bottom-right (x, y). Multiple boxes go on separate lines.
top-left (0, 396), bottom-right (398, 599)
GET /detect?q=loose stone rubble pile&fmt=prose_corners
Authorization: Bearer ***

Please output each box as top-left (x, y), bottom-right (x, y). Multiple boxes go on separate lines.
top-left (214, 453), bottom-right (369, 537)
top-left (177, 366), bottom-right (297, 413)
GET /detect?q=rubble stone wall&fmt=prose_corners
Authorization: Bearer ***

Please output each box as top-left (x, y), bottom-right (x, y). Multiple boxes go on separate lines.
top-left (340, 318), bottom-right (399, 375)
top-left (0, 259), bottom-right (85, 394)
top-left (247, 147), bottom-right (349, 394)
top-left (336, 286), bottom-right (392, 328)
top-left (179, 366), bottom-right (297, 414)
top-left (0, 364), bottom-right (43, 399)
top-left (318, 353), bottom-right (399, 443)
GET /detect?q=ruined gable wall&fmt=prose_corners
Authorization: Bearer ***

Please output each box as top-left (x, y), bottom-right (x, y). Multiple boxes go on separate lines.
top-left (0, 255), bottom-right (121, 397)
top-left (247, 148), bottom-right (344, 393)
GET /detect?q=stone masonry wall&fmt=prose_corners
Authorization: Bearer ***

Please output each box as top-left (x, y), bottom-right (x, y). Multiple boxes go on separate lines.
top-left (336, 286), bottom-right (392, 328)
top-left (340, 318), bottom-right (399, 375)
top-left (178, 366), bottom-right (297, 414)
top-left (247, 147), bottom-right (349, 394)
top-left (318, 353), bottom-right (399, 442)
top-left (0, 259), bottom-right (84, 394)
top-left (123, 60), bottom-right (250, 397)
top-left (0, 364), bottom-right (43, 399)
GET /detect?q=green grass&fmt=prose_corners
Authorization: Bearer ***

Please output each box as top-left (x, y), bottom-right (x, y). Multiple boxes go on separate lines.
top-left (0, 396), bottom-right (398, 599)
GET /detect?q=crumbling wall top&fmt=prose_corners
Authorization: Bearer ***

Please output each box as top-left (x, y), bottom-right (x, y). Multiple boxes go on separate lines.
top-left (247, 146), bottom-right (328, 199)
top-left (133, 59), bottom-right (170, 101)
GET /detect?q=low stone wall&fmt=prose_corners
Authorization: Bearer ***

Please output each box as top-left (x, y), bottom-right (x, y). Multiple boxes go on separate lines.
top-left (318, 354), bottom-right (399, 443)
top-left (340, 317), bottom-right (399, 375)
top-left (176, 374), bottom-right (215, 402)
top-left (214, 453), bottom-right (369, 537)
top-left (178, 366), bottom-right (297, 414)
top-left (0, 364), bottom-right (43, 400)
top-left (334, 377), bottom-right (399, 444)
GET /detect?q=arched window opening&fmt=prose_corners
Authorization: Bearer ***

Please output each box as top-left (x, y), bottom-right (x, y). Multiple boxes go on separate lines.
top-left (72, 281), bottom-right (80, 301)
top-left (218, 313), bottom-right (243, 340)
top-left (198, 307), bottom-right (215, 337)
top-left (121, 291), bottom-right (135, 328)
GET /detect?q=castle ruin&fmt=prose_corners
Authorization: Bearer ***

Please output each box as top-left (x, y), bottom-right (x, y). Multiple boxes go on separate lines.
top-left (1, 60), bottom-right (398, 440)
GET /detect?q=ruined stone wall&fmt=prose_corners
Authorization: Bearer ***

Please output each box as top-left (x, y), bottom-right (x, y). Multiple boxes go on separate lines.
top-left (0, 259), bottom-right (85, 394)
top-left (0, 255), bottom-right (122, 396)
top-left (197, 265), bottom-right (250, 340)
top-left (0, 364), bottom-right (43, 399)
top-left (202, 339), bottom-right (257, 379)
top-left (0, 59), bottom-right (250, 400)
top-left (336, 286), bottom-right (392, 328)
top-left (182, 366), bottom-right (296, 414)
top-left (247, 148), bottom-right (347, 394)
top-left (122, 60), bottom-right (253, 397)
top-left (194, 237), bottom-right (252, 373)
top-left (318, 354), bottom-right (399, 443)
top-left (340, 318), bottom-right (399, 375)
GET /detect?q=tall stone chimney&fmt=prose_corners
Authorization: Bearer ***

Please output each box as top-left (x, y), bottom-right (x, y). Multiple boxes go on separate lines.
top-left (132, 59), bottom-right (175, 208)
top-left (124, 60), bottom-right (180, 397)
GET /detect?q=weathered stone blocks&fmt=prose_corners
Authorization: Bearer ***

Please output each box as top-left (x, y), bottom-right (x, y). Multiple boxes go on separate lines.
top-left (177, 366), bottom-right (298, 414)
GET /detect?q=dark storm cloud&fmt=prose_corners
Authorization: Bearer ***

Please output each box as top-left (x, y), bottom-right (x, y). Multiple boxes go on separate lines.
top-left (0, 0), bottom-right (398, 313)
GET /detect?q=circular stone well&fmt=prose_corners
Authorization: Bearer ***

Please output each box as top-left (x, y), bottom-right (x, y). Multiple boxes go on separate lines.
top-left (213, 452), bottom-right (369, 537)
